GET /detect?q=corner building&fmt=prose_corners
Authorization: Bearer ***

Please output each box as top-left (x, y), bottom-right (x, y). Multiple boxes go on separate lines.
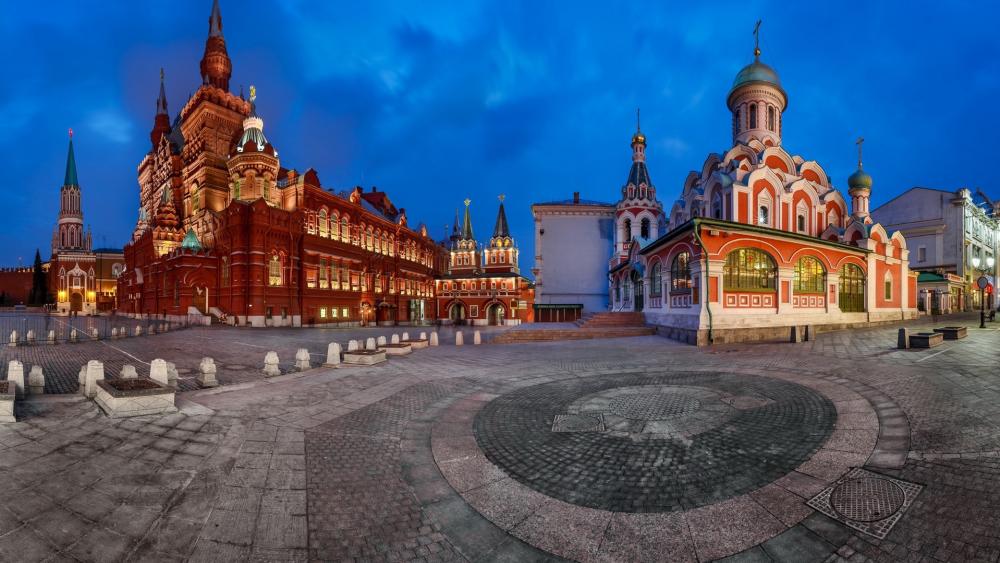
top-left (121, 1), bottom-right (442, 327)
top-left (610, 41), bottom-right (918, 344)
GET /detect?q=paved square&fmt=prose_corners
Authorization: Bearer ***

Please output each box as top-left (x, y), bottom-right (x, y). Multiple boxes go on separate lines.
top-left (0, 314), bottom-right (998, 562)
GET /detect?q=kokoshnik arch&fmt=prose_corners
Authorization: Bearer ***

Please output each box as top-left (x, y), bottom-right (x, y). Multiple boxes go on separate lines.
top-left (607, 27), bottom-right (918, 344)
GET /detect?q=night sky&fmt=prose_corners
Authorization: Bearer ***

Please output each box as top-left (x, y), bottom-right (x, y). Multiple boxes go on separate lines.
top-left (2, 1), bottom-right (998, 269)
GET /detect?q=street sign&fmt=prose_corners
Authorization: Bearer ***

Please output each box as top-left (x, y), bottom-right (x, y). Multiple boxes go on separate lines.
top-left (977, 275), bottom-right (990, 290)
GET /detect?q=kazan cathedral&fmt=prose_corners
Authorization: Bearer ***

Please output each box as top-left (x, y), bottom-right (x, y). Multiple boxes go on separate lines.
top-left (609, 36), bottom-right (917, 344)
top-left (120, 1), bottom-right (447, 327)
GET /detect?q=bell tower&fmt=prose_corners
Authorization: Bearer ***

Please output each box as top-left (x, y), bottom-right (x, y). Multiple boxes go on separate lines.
top-left (52, 130), bottom-right (91, 256)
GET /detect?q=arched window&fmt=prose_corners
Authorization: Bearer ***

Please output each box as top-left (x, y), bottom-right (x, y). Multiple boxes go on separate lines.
top-left (749, 104), bottom-right (758, 129)
top-left (640, 218), bottom-right (651, 239)
top-left (839, 263), bottom-right (865, 312)
top-left (331, 212), bottom-right (339, 238)
top-left (318, 210), bottom-right (328, 237)
top-left (712, 192), bottom-right (723, 219)
top-left (623, 219), bottom-right (632, 243)
top-left (797, 214), bottom-right (806, 232)
top-left (796, 200), bottom-right (809, 234)
top-left (767, 106), bottom-right (775, 131)
top-left (340, 217), bottom-right (349, 242)
top-left (794, 256), bottom-right (825, 293)
top-left (735, 108), bottom-right (741, 133)
top-left (884, 272), bottom-right (893, 300)
top-left (671, 251), bottom-right (692, 291)
top-left (723, 248), bottom-right (776, 291)
top-left (758, 205), bottom-right (769, 226)
top-left (221, 257), bottom-right (230, 286)
top-left (649, 262), bottom-right (663, 296)
top-left (268, 254), bottom-right (282, 286)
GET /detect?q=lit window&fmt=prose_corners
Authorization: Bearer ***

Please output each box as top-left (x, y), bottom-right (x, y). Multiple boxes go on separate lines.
top-left (319, 307), bottom-right (327, 319)
top-left (671, 252), bottom-right (692, 291)
top-left (268, 255), bottom-right (282, 286)
top-left (723, 248), bottom-right (776, 291)
top-left (758, 206), bottom-right (769, 226)
top-left (793, 256), bottom-right (825, 293)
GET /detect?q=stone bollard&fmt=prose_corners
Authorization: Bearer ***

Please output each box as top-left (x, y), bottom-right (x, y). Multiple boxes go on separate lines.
top-left (790, 326), bottom-right (803, 343)
top-left (84, 360), bottom-right (104, 398)
top-left (419, 331), bottom-right (427, 341)
top-left (166, 362), bottom-right (179, 387)
top-left (295, 348), bottom-right (312, 371)
top-left (7, 361), bottom-right (24, 398)
top-left (110, 328), bottom-right (117, 339)
top-left (402, 332), bottom-right (410, 342)
top-left (47, 330), bottom-right (55, 344)
top-left (8, 330), bottom-right (17, 347)
top-left (198, 358), bottom-right (219, 388)
top-left (377, 336), bottom-right (387, 348)
top-left (70, 329), bottom-right (78, 343)
top-left (135, 325), bottom-right (143, 337)
top-left (324, 343), bottom-right (342, 367)
top-left (28, 366), bottom-right (44, 395)
top-left (26, 330), bottom-right (35, 344)
top-left (90, 327), bottom-right (99, 340)
top-left (149, 359), bottom-right (169, 386)
top-left (897, 328), bottom-right (909, 349)
top-left (391, 334), bottom-right (400, 345)
top-left (347, 340), bottom-right (359, 352)
top-left (78, 366), bottom-right (87, 390)
top-left (430, 332), bottom-right (439, 346)
top-left (473, 330), bottom-right (482, 345)
top-left (365, 338), bottom-right (377, 351)
top-left (121, 365), bottom-right (138, 379)
top-left (455, 331), bottom-right (464, 346)
top-left (263, 352), bottom-right (281, 377)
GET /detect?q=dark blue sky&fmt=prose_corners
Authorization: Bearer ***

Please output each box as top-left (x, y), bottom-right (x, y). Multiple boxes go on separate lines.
top-left (2, 1), bottom-right (998, 267)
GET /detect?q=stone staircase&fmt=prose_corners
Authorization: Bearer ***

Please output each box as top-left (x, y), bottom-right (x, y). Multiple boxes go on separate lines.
top-left (492, 312), bottom-right (654, 344)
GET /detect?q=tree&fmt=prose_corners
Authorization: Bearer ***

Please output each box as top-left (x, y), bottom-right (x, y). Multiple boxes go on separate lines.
top-left (29, 249), bottom-right (48, 305)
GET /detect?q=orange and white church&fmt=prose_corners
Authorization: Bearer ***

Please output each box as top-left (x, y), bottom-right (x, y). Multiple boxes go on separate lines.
top-left (610, 35), bottom-right (918, 344)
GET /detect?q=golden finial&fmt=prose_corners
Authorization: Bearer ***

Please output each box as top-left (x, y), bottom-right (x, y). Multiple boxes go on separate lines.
top-left (249, 84), bottom-right (256, 102)
top-left (856, 136), bottom-right (864, 169)
top-left (464, 198), bottom-right (471, 207)
top-left (753, 20), bottom-right (762, 58)
top-left (498, 194), bottom-right (505, 203)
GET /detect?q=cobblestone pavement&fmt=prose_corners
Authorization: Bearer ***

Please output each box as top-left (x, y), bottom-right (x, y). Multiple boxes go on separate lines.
top-left (0, 313), bottom-right (997, 561)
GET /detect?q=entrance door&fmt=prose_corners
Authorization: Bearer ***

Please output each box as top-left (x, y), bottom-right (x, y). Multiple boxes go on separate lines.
top-left (70, 292), bottom-right (83, 312)
top-left (449, 303), bottom-right (466, 324)
top-left (631, 271), bottom-right (644, 312)
top-left (487, 304), bottom-right (506, 325)
top-left (838, 263), bottom-right (866, 312)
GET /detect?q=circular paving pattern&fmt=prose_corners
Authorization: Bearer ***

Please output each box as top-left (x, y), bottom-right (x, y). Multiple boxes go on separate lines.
top-left (473, 371), bottom-right (837, 513)
top-left (830, 477), bottom-right (906, 522)
top-left (608, 392), bottom-right (702, 420)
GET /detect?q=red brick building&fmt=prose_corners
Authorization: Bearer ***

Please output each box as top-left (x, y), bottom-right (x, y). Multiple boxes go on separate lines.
top-left (434, 198), bottom-right (534, 325)
top-left (120, 1), bottom-right (444, 327)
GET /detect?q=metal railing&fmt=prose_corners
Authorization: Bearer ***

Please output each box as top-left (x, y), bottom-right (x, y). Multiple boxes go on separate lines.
top-left (0, 312), bottom-right (190, 345)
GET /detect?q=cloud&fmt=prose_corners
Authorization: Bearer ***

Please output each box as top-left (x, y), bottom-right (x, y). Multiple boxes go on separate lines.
top-left (85, 108), bottom-right (134, 144)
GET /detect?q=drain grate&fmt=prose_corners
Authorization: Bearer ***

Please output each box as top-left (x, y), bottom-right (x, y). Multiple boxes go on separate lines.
top-left (807, 468), bottom-right (923, 539)
top-left (552, 414), bottom-right (604, 432)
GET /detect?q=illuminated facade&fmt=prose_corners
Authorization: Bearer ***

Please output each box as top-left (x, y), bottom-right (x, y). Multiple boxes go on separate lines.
top-left (610, 33), bottom-right (918, 344)
top-left (435, 198), bottom-right (534, 325)
top-left (120, 0), bottom-right (443, 326)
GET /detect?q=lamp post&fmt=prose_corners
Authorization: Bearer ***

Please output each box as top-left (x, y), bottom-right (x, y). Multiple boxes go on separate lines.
top-left (971, 256), bottom-right (995, 329)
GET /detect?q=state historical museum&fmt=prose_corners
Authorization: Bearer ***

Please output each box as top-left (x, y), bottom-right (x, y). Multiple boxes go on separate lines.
top-left (120, 1), bottom-right (482, 327)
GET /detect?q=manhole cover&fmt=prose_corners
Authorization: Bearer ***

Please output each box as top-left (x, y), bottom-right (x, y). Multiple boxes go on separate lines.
top-left (608, 393), bottom-right (701, 420)
top-left (829, 477), bottom-right (905, 522)
top-left (552, 414), bottom-right (604, 432)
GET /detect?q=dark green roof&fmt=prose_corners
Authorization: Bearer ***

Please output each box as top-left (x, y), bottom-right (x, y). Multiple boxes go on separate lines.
top-left (64, 138), bottom-right (78, 186)
top-left (917, 272), bottom-right (946, 283)
top-left (492, 202), bottom-right (510, 239)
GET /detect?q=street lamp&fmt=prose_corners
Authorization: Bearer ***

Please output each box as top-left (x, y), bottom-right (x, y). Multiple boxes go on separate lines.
top-left (971, 256), bottom-right (995, 328)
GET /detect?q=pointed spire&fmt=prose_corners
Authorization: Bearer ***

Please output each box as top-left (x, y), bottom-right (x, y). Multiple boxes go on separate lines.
top-left (492, 194), bottom-right (510, 239)
top-left (452, 209), bottom-right (460, 234)
top-left (461, 198), bottom-right (474, 241)
top-left (209, 0), bottom-right (223, 37)
top-left (156, 68), bottom-right (168, 115)
top-left (64, 129), bottom-right (78, 186)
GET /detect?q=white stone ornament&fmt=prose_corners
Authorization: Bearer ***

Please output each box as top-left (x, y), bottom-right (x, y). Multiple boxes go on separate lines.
top-left (166, 362), bottom-right (179, 386)
top-left (401, 332), bottom-right (409, 341)
top-left (324, 342), bottom-right (342, 367)
top-left (84, 360), bottom-right (104, 399)
top-left (28, 366), bottom-right (44, 395)
top-left (455, 331), bottom-right (464, 346)
top-left (26, 330), bottom-right (35, 344)
top-left (7, 361), bottom-right (24, 398)
top-left (419, 332), bottom-right (427, 341)
top-left (135, 325), bottom-right (143, 337)
top-left (474, 330), bottom-right (482, 345)
top-left (391, 334), bottom-right (400, 345)
top-left (263, 352), bottom-right (281, 377)
top-left (47, 330), bottom-right (55, 344)
top-left (149, 359), bottom-right (169, 386)
top-left (90, 327), bottom-right (99, 340)
top-left (347, 340), bottom-right (359, 352)
top-left (120, 365), bottom-right (138, 379)
top-left (70, 329), bottom-right (78, 342)
top-left (429, 332), bottom-right (439, 346)
top-left (295, 348), bottom-right (311, 371)
top-left (366, 338), bottom-right (376, 351)
top-left (8, 330), bottom-right (17, 347)
top-left (377, 336), bottom-right (387, 347)
top-left (198, 357), bottom-right (219, 388)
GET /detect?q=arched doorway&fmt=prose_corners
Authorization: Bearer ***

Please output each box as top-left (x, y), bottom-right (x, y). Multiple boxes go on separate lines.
top-left (839, 263), bottom-right (866, 312)
top-left (487, 303), bottom-right (506, 326)
top-left (630, 270), bottom-right (644, 311)
top-left (449, 302), bottom-right (467, 324)
top-left (70, 292), bottom-right (83, 312)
